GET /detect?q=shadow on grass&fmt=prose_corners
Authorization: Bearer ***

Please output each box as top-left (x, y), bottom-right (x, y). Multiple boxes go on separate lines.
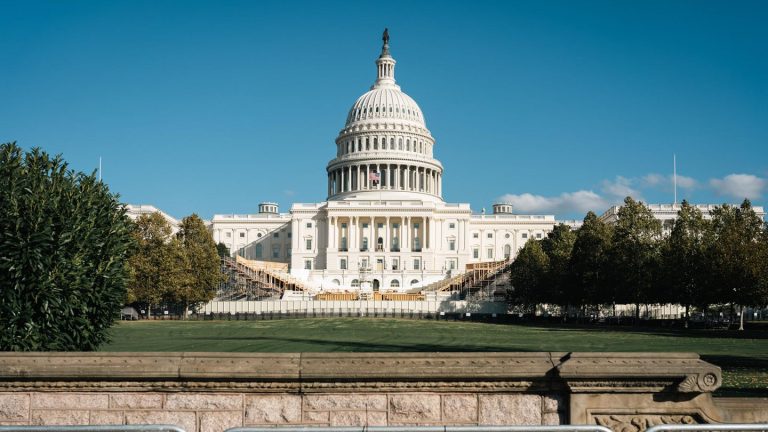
top-left (505, 321), bottom-right (768, 340)
top-left (186, 335), bottom-right (534, 352)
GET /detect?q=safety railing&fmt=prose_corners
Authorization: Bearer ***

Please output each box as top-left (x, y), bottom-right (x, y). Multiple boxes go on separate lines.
top-left (226, 426), bottom-right (614, 432)
top-left (647, 425), bottom-right (768, 432)
top-left (0, 426), bottom-right (186, 432)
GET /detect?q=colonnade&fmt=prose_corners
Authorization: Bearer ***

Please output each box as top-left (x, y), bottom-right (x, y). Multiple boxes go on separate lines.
top-left (328, 164), bottom-right (442, 197)
top-left (327, 216), bottom-right (435, 256)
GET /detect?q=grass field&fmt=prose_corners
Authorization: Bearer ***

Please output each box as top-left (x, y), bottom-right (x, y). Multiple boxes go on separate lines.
top-left (102, 318), bottom-right (768, 396)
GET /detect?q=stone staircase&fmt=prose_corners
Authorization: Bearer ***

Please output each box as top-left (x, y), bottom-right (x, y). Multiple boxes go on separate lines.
top-left (217, 256), bottom-right (306, 301)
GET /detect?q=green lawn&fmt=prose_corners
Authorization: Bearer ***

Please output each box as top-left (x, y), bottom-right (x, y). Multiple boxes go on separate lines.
top-left (102, 318), bottom-right (768, 396)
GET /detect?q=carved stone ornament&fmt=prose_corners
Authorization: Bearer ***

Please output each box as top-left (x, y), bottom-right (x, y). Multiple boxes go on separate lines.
top-left (595, 414), bottom-right (701, 432)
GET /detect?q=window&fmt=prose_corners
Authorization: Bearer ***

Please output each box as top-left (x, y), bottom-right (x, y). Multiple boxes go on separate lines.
top-left (305, 239), bottom-right (312, 250)
top-left (255, 244), bottom-right (263, 258)
top-left (361, 258), bottom-right (369, 269)
top-left (340, 258), bottom-right (347, 270)
top-left (362, 237), bottom-right (369, 251)
top-left (273, 232), bottom-right (279, 238)
top-left (351, 279), bottom-right (360, 288)
top-left (410, 279), bottom-right (420, 286)
top-left (413, 258), bottom-right (421, 270)
top-left (304, 259), bottom-right (312, 270)
top-left (362, 223), bottom-right (369, 229)
top-left (448, 239), bottom-right (456, 251)
top-left (392, 258), bottom-right (399, 270)
top-left (473, 248), bottom-right (479, 259)
top-left (449, 223), bottom-right (455, 229)
top-left (287, 232), bottom-right (291, 238)
top-left (272, 245), bottom-right (280, 258)
top-left (473, 233), bottom-right (479, 239)
top-left (257, 233), bottom-right (263, 238)
top-left (332, 279), bottom-right (340, 286)
top-left (226, 232), bottom-right (232, 238)
top-left (487, 233), bottom-right (493, 238)
top-left (306, 222), bottom-right (312, 228)
top-left (487, 248), bottom-right (494, 259)
top-left (505, 233), bottom-right (511, 238)
top-left (536, 233), bottom-right (542, 239)
top-left (239, 232), bottom-right (245, 238)
top-left (522, 233), bottom-right (528, 239)
top-left (390, 280), bottom-right (400, 288)
top-left (447, 259), bottom-right (457, 270)
top-left (377, 223), bottom-right (384, 229)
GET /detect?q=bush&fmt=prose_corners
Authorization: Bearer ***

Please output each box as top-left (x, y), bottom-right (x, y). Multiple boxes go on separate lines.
top-left (0, 142), bottom-right (133, 350)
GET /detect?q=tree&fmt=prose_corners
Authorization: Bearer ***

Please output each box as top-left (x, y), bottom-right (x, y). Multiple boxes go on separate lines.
top-left (607, 197), bottom-right (662, 322)
top-left (708, 199), bottom-right (766, 330)
top-left (661, 200), bottom-right (709, 326)
top-left (174, 214), bottom-right (224, 317)
top-left (569, 212), bottom-right (613, 313)
top-left (509, 239), bottom-right (550, 313)
top-left (0, 142), bottom-right (133, 351)
top-left (540, 223), bottom-right (576, 310)
top-left (216, 242), bottom-right (231, 258)
top-left (126, 212), bottom-right (187, 317)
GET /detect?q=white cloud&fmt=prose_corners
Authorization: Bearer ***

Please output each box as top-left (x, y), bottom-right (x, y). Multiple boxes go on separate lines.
top-left (601, 176), bottom-right (642, 200)
top-left (498, 190), bottom-right (608, 215)
top-left (641, 173), bottom-right (698, 190)
top-left (709, 174), bottom-right (766, 199)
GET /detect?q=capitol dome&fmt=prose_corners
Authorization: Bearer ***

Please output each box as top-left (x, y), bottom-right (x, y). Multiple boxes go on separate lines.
top-left (345, 88), bottom-right (425, 127)
top-left (326, 30), bottom-right (443, 203)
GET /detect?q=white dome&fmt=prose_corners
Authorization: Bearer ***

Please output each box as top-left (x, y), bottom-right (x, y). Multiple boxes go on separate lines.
top-left (345, 87), bottom-right (425, 127)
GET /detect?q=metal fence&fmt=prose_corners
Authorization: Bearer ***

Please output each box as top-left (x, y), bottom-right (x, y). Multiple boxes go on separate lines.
top-left (0, 426), bottom-right (186, 432)
top-left (226, 426), bottom-right (615, 432)
top-left (646, 425), bottom-right (768, 432)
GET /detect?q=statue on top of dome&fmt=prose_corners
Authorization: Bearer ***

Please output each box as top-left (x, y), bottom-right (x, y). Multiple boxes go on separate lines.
top-left (382, 28), bottom-right (389, 46)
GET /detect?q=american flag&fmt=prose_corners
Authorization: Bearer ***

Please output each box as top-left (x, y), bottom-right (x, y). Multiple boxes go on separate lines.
top-left (369, 171), bottom-right (380, 183)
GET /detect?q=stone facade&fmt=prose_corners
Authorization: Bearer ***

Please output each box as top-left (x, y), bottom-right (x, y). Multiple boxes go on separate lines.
top-left (0, 352), bottom-right (765, 432)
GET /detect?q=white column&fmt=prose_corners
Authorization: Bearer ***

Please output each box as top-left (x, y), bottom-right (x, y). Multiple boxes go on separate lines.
top-left (341, 168), bottom-right (346, 193)
top-left (357, 165), bottom-right (361, 191)
top-left (385, 216), bottom-right (390, 251)
top-left (350, 216), bottom-right (357, 252)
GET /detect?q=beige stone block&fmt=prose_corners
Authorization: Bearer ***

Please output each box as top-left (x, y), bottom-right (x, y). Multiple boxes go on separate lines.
top-left (478, 394), bottom-right (541, 425)
top-left (31, 410), bottom-right (90, 425)
top-left (303, 410), bottom-right (330, 423)
top-left (166, 393), bottom-right (242, 410)
top-left (366, 411), bottom-right (388, 426)
top-left (90, 410), bottom-right (124, 425)
top-left (200, 411), bottom-right (242, 431)
top-left (389, 394), bottom-right (441, 423)
top-left (542, 412), bottom-right (563, 425)
top-left (0, 394), bottom-right (29, 421)
top-left (442, 394), bottom-right (477, 423)
top-left (330, 411), bottom-right (367, 426)
top-left (125, 410), bottom-right (196, 432)
top-left (542, 394), bottom-right (563, 413)
top-left (244, 395), bottom-right (301, 424)
top-left (110, 394), bottom-right (163, 409)
top-left (31, 393), bottom-right (109, 410)
top-left (304, 394), bottom-right (387, 411)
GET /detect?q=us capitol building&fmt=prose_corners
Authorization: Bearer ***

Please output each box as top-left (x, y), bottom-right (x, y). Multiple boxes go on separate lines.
top-left (199, 31), bottom-right (557, 293)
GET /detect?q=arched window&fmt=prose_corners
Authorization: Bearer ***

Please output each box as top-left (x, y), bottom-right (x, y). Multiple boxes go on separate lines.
top-left (390, 138), bottom-right (394, 149)
top-left (410, 279), bottom-right (420, 286)
top-left (332, 279), bottom-right (340, 286)
top-left (406, 139), bottom-right (410, 151)
top-left (390, 280), bottom-right (400, 288)
top-left (398, 138), bottom-right (403, 150)
top-left (351, 279), bottom-right (360, 288)
top-left (373, 137), bottom-right (378, 150)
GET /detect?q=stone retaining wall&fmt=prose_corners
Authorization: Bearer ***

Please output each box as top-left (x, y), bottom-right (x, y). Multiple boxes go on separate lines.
top-left (0, 352), bottom-right (765, 432)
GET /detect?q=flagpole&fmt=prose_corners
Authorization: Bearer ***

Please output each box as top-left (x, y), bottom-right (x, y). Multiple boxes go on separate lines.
top-left (673, 154), bottom-right (677, 205)
top-left (99, 156), bottom-right (102, 182)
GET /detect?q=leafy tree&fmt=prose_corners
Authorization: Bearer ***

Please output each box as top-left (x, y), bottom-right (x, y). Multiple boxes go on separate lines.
top-left (174, 214), bottom-right (223, 317)
top-left (216, 242), bottom-right (231, 258)
top-left (708, 199), bottom-right (766, 330)
top-left (509, 239), bottom-right (549, 313)
top-left (540, 223), bottom-right (576, 309)
top-left (661, 200), bottom-right (709, 326)
top-left (0, 142), bottom-right (133, 351)
top-left (607, 197), bottom-right (662, 322)
top-left (126, 212), bottom-right (187, 317)
top-left (569, 212), bottom-right (613, 312)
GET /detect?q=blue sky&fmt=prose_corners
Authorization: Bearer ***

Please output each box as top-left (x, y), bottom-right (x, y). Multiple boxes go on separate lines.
top-left (1, 0), bottom-right (767, 220)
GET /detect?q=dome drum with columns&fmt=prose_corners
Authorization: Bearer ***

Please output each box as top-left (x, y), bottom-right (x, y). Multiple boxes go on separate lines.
top-left (208, 30), bottom-right (558, 293)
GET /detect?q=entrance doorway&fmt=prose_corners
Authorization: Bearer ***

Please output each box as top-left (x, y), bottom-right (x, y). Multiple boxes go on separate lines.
top-left (373, 279), bottom-right (380, 292)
